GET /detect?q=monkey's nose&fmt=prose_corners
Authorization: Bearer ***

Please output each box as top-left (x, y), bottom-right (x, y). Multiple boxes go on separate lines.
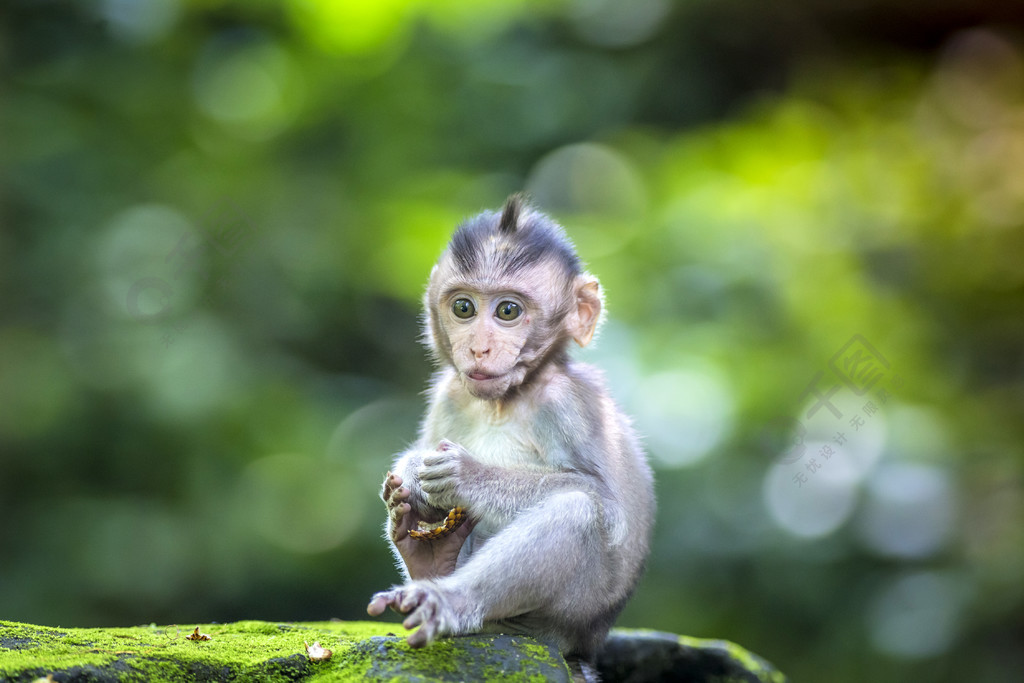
top-left (472, 347), bottom-right (489, 359)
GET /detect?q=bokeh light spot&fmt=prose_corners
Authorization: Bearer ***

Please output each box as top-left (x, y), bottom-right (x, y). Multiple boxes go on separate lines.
top-left (100, 0), bottom-right (180, 44)
top-left (526, 143), bottom-right (647, 220)
top-left (192, 40), bottom-right (303, 140)
top-left (569, 0), bottom-right (670, 48)
top-left (632, 363), bottom-right (733, 468)
top-left (857, 462), bottom-right (956, 559)
top-left (239, 453), bottom-right (362, 554)
top-left (94, 204), bottom-right (202, 321)
top-left (328, 397), bottom-right (422, 468)
top-left (763, 443), bottom-right (859, 539)
top-left (866, 571), bottom-right (971, 659)
top-left (286, 0), bottom-right (413, 55)
top-left (139, 315), bottom-right (243, 422)
top-left (933, 29), bottom-right (1024, 129)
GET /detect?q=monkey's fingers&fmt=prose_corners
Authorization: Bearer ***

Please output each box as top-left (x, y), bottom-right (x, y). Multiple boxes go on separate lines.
top-left (407, 506), bottom-right (467, 541)
top-left (419, 453), bottom-right (458, 477)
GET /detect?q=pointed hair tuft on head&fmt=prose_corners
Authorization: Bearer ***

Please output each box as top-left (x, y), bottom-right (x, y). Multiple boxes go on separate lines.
top-left (444, 193), bottom-right (581, 281)
top-left (498, 193), bottom-right (524, 234)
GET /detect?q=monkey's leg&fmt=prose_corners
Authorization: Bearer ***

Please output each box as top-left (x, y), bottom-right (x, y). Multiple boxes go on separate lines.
top-left (369, 490), bottom-right (611, 653)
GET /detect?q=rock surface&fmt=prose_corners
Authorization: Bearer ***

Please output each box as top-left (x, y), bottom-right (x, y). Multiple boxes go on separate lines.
top-left (597, 630), bottom-right (787, 683)
top-left (0, 619), bottom-right (786, 682)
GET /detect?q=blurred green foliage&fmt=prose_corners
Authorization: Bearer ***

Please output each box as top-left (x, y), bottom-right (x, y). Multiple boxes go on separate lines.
top-left (2, 1), bottom-right (1024, 682)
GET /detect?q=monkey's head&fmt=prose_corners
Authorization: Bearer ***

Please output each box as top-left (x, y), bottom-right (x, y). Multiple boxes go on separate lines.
top-left (424, 194), bottom-right (603, 401)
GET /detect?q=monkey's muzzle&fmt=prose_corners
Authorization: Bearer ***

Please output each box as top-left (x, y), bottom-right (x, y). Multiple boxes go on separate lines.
top-left (408, 506), bottom-right (467, 541)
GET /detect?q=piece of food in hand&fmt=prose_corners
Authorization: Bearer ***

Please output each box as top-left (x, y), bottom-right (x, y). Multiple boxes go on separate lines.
top-left (408, 506), bottom-right (467, 541)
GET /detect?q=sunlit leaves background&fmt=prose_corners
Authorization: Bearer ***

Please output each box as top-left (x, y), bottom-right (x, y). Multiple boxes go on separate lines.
top-left (2, 1), bottom-right (1024, 681)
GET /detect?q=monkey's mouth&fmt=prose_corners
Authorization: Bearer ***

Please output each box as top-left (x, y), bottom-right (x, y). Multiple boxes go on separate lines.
top-left (467, 371), bottom-right (500, 382)
top-left (463, 370), bottom-right (515, 398)
top-left (462, 368), bottom-right (520, 399)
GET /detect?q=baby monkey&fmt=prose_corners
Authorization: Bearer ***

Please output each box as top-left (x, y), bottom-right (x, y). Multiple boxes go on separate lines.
top-left (367, 194), bottom-right (655, 667)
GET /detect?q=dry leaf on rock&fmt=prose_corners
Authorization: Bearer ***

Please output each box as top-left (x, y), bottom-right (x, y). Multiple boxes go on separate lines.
top-left (304, 640), bottom-right (332, 662)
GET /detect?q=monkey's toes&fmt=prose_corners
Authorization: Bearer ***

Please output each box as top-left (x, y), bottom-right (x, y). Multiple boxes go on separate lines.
top-left (366, 591), bottom-right (395, 616)
top-left (401, 591), bottom-right (443, 648)
top-left (387, 485), bottom-right (410, 510)
top-left (406, 622), bottom-right (436, 648)
top-left (380, 471), bottom-right (401, 501)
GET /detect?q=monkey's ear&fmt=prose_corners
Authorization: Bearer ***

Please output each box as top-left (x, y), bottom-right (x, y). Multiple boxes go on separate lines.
top-left (570, 277), bottom-right (603, 347)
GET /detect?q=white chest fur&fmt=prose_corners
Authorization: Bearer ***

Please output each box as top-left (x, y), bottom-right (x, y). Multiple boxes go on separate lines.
top-left (425, 379), bottom-right (551, 471)
top-left (451, 407), bottom-right (540, 469)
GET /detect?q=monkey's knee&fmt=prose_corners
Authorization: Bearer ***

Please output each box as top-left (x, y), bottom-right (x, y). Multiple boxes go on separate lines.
top-left (513, 490), bottom-right (605, 568)
top-left (533, 491), bottom-right (612, 592)
top-left (537, 490), bottom-right (600, 531)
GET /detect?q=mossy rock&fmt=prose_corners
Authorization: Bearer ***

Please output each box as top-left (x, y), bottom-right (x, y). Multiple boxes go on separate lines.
top-left (597, 630), bottom-right (788, 683)
top-left (0, 620), bottom-right (786, 682)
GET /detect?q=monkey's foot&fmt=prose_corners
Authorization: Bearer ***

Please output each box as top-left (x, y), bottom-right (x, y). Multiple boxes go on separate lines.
top-left (367, 582), bottom-right (478, 648)
top-left (408, 506), bottom-right (467, 541)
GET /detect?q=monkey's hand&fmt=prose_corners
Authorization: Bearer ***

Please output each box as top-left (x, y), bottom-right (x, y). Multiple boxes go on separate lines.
top-left (366, 581), bottom-right (481, 649)
top-left (418, 439), bottom-right (477, 511)
top-left (382, 471), bottom-right (474, 580)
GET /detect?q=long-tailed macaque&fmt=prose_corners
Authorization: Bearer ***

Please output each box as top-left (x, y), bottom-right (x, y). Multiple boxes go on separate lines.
top-left (367, 194), bottom-right (655, 667)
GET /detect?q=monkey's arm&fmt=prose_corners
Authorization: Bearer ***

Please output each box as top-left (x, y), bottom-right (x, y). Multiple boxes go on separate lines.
top-left (418, 440), bottom-right (602, 529)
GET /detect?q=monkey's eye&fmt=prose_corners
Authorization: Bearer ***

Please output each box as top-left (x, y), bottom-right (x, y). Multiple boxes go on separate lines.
top-left (452, 298), bottom-right (476, 319)
top-left (495, 301), bottom-right (522, 321)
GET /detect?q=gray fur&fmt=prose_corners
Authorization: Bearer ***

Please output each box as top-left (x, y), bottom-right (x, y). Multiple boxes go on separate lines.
top-left (369, 197), bottom-right (655, 663)
top-left (447, 195), bottom-right (581, 281)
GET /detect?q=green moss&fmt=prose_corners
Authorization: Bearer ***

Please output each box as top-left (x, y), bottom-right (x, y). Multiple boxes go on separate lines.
top-left (3, 621), bottom-right (784, 682)
top-left (676, 635), bottom-right (787, 683)
top-left (1, 620), bottom-right (574, 682)
top-left (0, 619), bottom-right (402, 682)
top-left (346, 632), bottom-right (568, 682)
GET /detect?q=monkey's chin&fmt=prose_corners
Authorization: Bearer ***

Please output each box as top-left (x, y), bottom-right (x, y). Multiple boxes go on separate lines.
top-left (462, 370), bottom-right (518, 400)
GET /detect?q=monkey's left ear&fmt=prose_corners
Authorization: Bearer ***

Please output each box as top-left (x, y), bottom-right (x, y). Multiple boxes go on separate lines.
top-left (570, 276), bottom-right (603, 347)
